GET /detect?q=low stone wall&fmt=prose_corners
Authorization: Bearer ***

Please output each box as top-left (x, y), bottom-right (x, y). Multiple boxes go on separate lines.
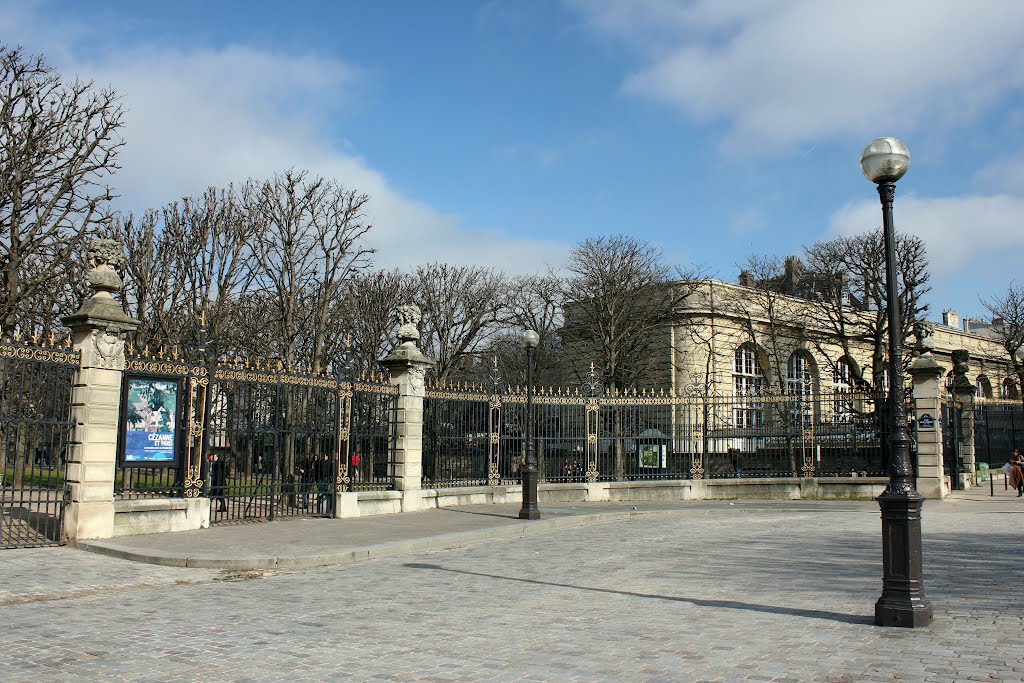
top-left (333, 476), bottom-right (890, 517)
top-left (112, 498), bottom-right (209, 537)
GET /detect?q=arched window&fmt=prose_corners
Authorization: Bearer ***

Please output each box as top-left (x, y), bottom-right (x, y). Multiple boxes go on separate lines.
top-left (976, 375), bottom-right (993, 399)
top-left (786, 351), bottom-right (815, 398)
top-left (1003, 379), bottom-right (1019, 400)
top-left (733, 345), bottom-right (764, 428)
top-left (734, 345), bottom-right (763, 395)
top-left (787, 351), bottom-right (816, 426)
top-left (832, 357), bottom-right (854, 421)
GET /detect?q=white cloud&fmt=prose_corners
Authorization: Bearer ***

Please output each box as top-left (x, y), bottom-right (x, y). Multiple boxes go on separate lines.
top-left (973, 155), bottom-right (1024, 195)
top-left (828, 193), bottom-right (1024, 277)
top-left (571, 0), bottom-right (1024, 154)
top-left (4, 7), bottom-right (565, 274)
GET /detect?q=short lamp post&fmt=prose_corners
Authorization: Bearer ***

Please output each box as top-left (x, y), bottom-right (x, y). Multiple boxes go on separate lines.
top-left (519, 329), bottom-right (541, 520)
top-left (860, 137), bottom-right (933, 628)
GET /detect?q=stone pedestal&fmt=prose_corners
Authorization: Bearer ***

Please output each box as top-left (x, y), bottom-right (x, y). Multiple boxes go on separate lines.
top-left (61, 239), bottom-right (139, 542)
top-left (909, 353), bottom-right (946, 499)
top-left (379, 305), bottom-right (434, 505)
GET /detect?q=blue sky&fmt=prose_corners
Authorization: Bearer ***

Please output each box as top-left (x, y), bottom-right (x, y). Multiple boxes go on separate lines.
top-left (4, 0), bottom-right (1024, 323)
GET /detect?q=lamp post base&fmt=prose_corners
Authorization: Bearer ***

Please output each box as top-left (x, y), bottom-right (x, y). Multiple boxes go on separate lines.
top-left (518, 470), bottom-right (541, 520)
top-left (875, 490), bottom-right (933, 628)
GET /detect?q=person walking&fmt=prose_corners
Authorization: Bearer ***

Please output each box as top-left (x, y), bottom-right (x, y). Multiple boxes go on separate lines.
top-left (208, 453), bottom-right (228, 512)
top-left (1011, 448), bottom-right (1024, 497)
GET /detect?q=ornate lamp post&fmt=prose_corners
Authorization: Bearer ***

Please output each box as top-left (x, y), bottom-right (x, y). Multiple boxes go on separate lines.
top-left (860, 137), bottom-right (933, 627)
top-left (519, 329), bottom-right (541, 520)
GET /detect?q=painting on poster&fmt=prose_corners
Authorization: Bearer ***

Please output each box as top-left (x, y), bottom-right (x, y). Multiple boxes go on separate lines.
top-left (122, 377), bottom-right (179, 465)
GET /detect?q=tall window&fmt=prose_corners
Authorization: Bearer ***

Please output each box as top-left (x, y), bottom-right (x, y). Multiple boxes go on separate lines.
top-left (787, 352), bottom-right (815, 426)
top-left (1003, 379), bottom-right (1019, 400)
top-left (832, 357), bottom-right (854, 422)
top-left (733, 345), bottom-right (763, 428)
top-left (977, 376), bottom-right (993, 399)
top-left (786, 352), bottom-right (814, 398)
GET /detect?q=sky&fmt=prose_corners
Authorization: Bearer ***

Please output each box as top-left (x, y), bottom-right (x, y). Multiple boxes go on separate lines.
top-left (3, 0), bottom-right (1024, 324)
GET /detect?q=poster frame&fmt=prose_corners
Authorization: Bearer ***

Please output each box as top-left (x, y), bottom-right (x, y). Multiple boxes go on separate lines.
top-left (118, 372), bottom-right (185, 468)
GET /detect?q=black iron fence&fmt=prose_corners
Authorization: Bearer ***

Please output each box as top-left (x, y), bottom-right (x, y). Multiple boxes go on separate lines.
top-left (974, 399), bottom-right (1024, 468)
top-left (0, 336), bottom-right (79, 548)
top-left (116, 349), bottom-right (209, 500)
top-left (423, 383), bottom-right (887, 488)
top-left (112, 344), bottom-right (398, 524)
top-left (205, 363), bottom-right (397, 525)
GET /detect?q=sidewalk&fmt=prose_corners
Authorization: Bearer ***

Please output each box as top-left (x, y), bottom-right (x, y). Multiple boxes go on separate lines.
top-left (77, 484), bottom-right (1021, 570)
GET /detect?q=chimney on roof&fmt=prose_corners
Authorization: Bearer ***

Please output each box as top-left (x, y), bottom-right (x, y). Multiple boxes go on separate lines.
top-left (738, 270), bottom-right (754, 288)
top-left (942, 308), bottom-right (959, 329)
top-left (783, 256), bottom-right (802, 293)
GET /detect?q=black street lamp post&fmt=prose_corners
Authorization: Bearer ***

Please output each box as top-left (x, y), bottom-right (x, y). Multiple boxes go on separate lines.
top-left (519, 329), bottom-right (541, 520)
top-left (860, 137), bottom-right (933, 628)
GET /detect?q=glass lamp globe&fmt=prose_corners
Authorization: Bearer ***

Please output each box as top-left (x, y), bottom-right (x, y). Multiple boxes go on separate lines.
top-left (860, 137), bottom-right (910, 183)
top-left (521, 329), bottom-right (540, 349)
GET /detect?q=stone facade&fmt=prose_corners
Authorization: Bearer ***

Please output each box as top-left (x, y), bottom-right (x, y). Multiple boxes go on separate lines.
top-left (667, 280), bottom-right (1015, 400)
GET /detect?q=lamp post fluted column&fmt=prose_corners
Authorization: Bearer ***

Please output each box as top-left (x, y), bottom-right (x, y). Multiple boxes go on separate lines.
top-left (519, 329), bottom-right (541, 520)
top-left (860, 137), bottom-right (933, 628)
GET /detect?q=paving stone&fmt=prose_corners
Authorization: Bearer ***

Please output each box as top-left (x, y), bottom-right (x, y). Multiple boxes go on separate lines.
top-left (1, 490), bottom-right (1023, 680)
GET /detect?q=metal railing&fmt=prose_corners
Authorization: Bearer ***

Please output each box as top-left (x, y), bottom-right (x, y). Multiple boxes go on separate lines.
top-left (0, 336), bottom-right (79, 548)
top-left (423, 381), bottom-right (887, 488)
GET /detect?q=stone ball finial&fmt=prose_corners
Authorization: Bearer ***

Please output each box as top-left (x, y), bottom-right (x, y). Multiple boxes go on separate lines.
top-left (396, 304), bottom-right (422, 344)
top-left (86, 238), bottom-right (125, 294)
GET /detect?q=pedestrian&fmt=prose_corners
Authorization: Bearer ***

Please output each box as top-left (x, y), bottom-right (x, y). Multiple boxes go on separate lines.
top-left (298, 456), bottom-right (315, 508)
top-left (1011, 449), bottom-right (1024, 497)
top-left (350, 452), bottom-right (362, 483)
top-left (316, 453), bottom-right (334, 514)
top-left (516, 456), bottom-right (525, 482)
top-left (208, 453), bottom-right (227, 512)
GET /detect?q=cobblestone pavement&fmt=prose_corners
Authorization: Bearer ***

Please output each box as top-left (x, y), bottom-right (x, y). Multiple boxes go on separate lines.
top-left (2, 490), bottom-right (1023, 682)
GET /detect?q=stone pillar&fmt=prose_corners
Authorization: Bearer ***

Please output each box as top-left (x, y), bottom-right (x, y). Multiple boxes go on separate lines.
top-left (61, 240), bottom-right (140, 542)
top-left (908, 343), bottom-right (946, 499)
top-left (379, 305), bottom-right (433, 511)
top-left (951, 349), bottom-right (976, 489)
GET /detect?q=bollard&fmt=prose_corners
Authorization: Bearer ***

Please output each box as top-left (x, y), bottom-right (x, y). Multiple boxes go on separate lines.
top-left (991, 470), bottom-right (994, 496)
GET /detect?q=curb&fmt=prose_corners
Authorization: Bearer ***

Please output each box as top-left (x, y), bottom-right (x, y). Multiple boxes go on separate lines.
top-left (76, 509), bottom-right (673, 570)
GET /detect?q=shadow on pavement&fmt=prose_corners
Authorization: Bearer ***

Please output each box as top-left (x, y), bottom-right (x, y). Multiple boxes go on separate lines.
top-left (401, 562), bottom-right (875, 626)
top-left (435, 508), bottom-right (522, 520)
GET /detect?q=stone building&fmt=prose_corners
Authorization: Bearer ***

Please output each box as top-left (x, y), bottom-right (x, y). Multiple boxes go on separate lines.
top-left (565, 259), bottom-right (1017, 400)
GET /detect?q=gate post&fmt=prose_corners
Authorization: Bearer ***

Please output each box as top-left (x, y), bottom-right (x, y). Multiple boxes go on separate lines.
top-left (908, 330), bottom-right (946, 499)
top-left (379, 305), bottom-right (433, 512)
top-left (61, 240), bottom-right (139, 542)
top-left (952, 349), bottom-right (977, 489)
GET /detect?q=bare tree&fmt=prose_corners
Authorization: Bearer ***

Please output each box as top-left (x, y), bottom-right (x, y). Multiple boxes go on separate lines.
top-left (412, 263), bottom-right (507, 384)
top-left (0, 45), bottom-right (125, 336)
top-left (250, 170), bottom-right (374, 373)
top-left (485, 274), bottom-right (564, 388)
top-left (115, 210), bottom-right (181, 349)
top-left (981, 283), bottom-right (1024, 409)
top-left (727, 255), bottom-right (811, 392)
top-left (560, 235), bottom-right (702, 391)
top-left (803, 229), bottom-right (930, 390)
top-left (115, 186), bottom-right (258, 358)
top-left (336, 269), bottom-right (410, 374)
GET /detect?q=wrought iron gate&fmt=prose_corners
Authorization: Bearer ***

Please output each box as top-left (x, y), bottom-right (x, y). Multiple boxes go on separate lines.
top-left (941, 400), bottom-right (961, 489)
top-left (206, 361), bottom-right (397, 525)
top-left (0, 336), bottom-right (79, 548)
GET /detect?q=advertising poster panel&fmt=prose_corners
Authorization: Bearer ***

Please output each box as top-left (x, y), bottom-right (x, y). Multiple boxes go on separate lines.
top-left (122, 377), bottom-right (180, 466)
